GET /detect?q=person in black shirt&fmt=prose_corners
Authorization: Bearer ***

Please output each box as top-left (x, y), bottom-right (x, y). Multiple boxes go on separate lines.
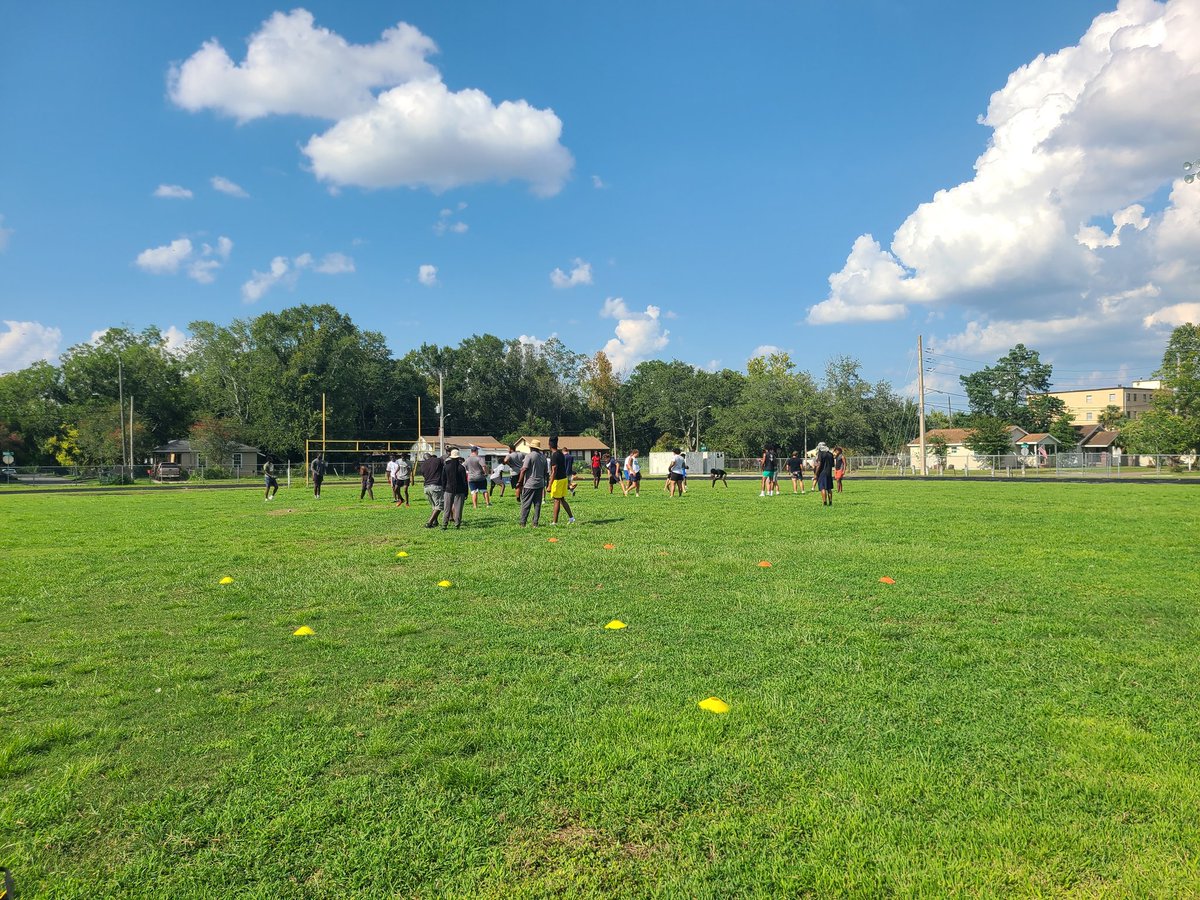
top-left (547, 436), bottom-right (575, 525)
top-left (441, 449), bottom-right (468, 529)
top-left (310, 455), bottom-right (326, 498)
top-left (786, 451), bottom-right (805, 494)
top-left (419, 452), bottom-right (445, 528)
top-left (814, 442), bottom-right (835, 506)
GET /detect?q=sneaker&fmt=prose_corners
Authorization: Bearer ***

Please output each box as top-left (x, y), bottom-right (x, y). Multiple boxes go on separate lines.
top-left (760, 491), bottom-right (765, 497)
top-left (568, 517), bottom-right (575, 525)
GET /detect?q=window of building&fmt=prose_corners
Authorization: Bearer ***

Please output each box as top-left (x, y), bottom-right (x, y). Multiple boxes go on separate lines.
top-left (1126, 393), bottom-right (1131, 402)
top-left (1109, 393), bottom-right (1115, 402)
top-left (1086, 412), bottom-right (1094, 421)
top-left (1085, 394), bottom-right (1093, 403)
top-left (232, 452), bottom-right (243, 470)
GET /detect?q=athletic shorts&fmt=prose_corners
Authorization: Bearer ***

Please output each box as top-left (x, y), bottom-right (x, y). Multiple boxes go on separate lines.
top-left (630, 472), bottom-right (641, 482)
top-left (592, 467), bottom-right (601, 477)
top-left (668, 472), bottom-right (683, 482)
top-left (265, 475), bottom-right (277, 487)
top-left (762, 470), bottom-right (776, 479)
top-left (609, 475), bottom-right (619, 485)
top-left (469, 479), bottom-right (487, 493)
top-left (395, 477), bottom-right (409, 486)
top-left (834, 470), bottom-right (844, 480)
top-left (549, 478), bottom-right (569, 499)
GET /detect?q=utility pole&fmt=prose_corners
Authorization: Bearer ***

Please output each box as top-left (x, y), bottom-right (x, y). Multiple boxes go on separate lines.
top-left (129, 395), bottom-right (134, 474)
top-left (438, 370), bottom-right (445, 457)
top-left (918, 334), bottom-right (927, 476)
top-left (117, 356), bottom-right (127, 473)
top-left (611, 411), bottom-right (617, 458)
top-left (321, 392), bottom-right (327, 454)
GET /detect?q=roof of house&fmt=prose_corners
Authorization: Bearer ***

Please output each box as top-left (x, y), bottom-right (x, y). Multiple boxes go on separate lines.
top-left (520, 435), bottom-right (610, 452)
top-left (153, 439), bottom-right (260, 454)
top-left (1082, 429), bottom-right (1119, 448)
top-left (413, 435), bottom-right (507, 451)
top-left (1016, 433), bottom-right (1059, 444)
top-left (1046, 385), bottom-right (1155, 394)
top-left (907, 425), bottom-right (1027, 447)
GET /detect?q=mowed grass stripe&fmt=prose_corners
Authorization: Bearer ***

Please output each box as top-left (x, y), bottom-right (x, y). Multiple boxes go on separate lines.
top-left (1, 480), bottom-right (1198, 897)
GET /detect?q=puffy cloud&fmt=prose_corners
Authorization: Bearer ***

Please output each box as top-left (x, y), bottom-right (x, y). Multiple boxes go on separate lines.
top-left (809, 0), bottom-right (1200, 367)
top-left (0, 214), bottom-right (13, 251)
top-left (135, 238), bottom-right (193, 275)
top-left (600, 297), bottom-right (669, 372)
top-left (303, 78), bottom-right (572, 195)
top-left (162, 325), bottom-right (190, 354)
top-left (295, 251), bottom-right (355, 274)
top-left (242, 256), bottom-right (291, 303)
top-left (1144, 302), bottom-right (1200, 329)
top-left (169, 9), bottom-right (437, 122)
top-left (135, 235), bottom-right (232, 282)
top-left (211, 176), bottom-right (249, 198)
top-left (550, 258), bottom-right (593, 289)
top-left (0, 321), bottom-right (62, 373)
top-left (171, 10), bottom-right (572, 196)
top-left (154, 184), bottom-right (193, 199)
top-left (418, 264), bottom-right (438, 286)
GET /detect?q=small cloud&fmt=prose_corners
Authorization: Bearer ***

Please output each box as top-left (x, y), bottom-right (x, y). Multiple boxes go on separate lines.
top-left (434, 206), bottom-right (469, 235)
top-left (0, 214), bottom-right (12, 252)
top-left (750, 344), bottom-right (784, 360)
top-left (312, 251), bottom-right (355, 274)
top-left (242, 256), bottom-right (291, 302)
top-left (591, 175), bottom-right (605, 189)
top-left (0, 320), bottom-right (62, 373)
top-left (1144, 302), bottom-right (1200, 329)
top-left (550, 258), bottom-right (593, 289)
top-left (517, 333), bottom-right (556, 351)
top-left (418, 263), bottom-right (438, 286)
top-left (154, 184), bottom-right (193, 199)
top-left (211, 175), bottom-right (249, 198)
top-left (162, 325), bottom-right (190, 354)
top-left (705, 359), bottom-right (721, 372)
top-left (136, 238), bottom-right (193, 275)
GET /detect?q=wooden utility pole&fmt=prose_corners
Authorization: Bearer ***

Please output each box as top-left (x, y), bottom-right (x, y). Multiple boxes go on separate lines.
top-left (117, 357), bottom-right (127, 473)
top-left (918, 335), bottom-right (927, 476)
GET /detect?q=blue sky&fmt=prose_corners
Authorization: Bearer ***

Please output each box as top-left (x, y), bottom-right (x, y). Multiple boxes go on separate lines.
top-left (3, 1), bottom-right (1199, 401)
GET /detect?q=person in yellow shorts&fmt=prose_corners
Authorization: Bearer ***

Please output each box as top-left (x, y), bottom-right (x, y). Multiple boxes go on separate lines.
top-left (547, 436), bottom-right (575, 525)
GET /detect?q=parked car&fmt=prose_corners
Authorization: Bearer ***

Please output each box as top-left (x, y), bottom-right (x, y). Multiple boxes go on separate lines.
top-left (1, 467), bottom-right (18, 484)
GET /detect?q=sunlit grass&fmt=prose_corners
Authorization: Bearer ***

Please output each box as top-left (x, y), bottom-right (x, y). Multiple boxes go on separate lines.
top-left (2, 479), bottom-right (1198, 897)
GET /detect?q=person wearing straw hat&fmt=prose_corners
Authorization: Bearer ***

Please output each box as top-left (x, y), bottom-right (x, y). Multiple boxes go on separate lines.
top-left (442, 448), bottom-right (468, 529)
top-left (814, 441), bottom-right (836, 506)
top-left (518, 438), bottom-right (548, 526)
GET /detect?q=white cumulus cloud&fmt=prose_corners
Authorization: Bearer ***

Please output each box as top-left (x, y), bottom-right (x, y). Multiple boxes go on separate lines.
top-left (136, 235), bottom-right (232, 282)
top-left (135, 238), bottom-right (194, 275)
top-left (162, 325), bottom-right (190, 354)
top-left (170, 10), bottom-right (573, 196)
top-left (154, 184), bottom-right (193, 199)
top-left (550, 258), bottom-right (593, 289)
top-left (1144, 302), bottom-right (1200, 329)
top-left (808, 0), bottom-right (1200, 367)
top-left (418, 264), bottom-right (438, 287)
top-left (0, 321), bottom-right (62, 373)
top-left (599, 297), bottom-right (669, 372)
top-left (750, 345), bottom-right (785, 361)
top-left (211, 175), bottom-right (249, 198)
top-left (242, 256), bottom-right (292, 303)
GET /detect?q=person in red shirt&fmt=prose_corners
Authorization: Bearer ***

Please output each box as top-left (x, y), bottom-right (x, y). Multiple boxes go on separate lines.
top-left (590, 451), bottom-right (602, 488)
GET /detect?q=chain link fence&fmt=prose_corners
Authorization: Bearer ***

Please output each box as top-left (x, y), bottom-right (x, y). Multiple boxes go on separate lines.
top-left (722, 453), bottom-right (1198, 479)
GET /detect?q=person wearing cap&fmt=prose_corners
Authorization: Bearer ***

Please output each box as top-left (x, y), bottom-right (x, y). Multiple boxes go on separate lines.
top-left (813, 441), bottom-right (836, 506)
top-left (518, 439), bottom-right (548, 527)
top-left (441, 448), bottom-right (468, 529)
top-left (464, 446), bottom-right (491, 510)
top-left (547, 436), bottom-right (575, 525)
top-left (419, 451), bottom-right (445, 527)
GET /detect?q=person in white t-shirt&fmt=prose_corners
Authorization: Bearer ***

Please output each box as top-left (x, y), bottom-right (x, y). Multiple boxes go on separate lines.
top-left (623, 449), bottom-right (641, 496)
top-left (488, 459), bottom-right (510, 499)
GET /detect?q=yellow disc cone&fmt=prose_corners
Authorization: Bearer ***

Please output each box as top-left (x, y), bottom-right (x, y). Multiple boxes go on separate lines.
top-left (293, 625), bottom-right (315, 636)
top-left (698, 696), bottom-right (730, 714)
top-left (605, 619), bottom-right (627, 630)
top-left (438, 580), bottom-right (453, 588)
top-left (219, 576), bottom-right (234, 585)
top-left (396, 551), bottom-right (409, 558)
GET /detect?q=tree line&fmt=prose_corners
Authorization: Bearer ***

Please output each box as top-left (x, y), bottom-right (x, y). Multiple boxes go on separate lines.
top-left (4, 305), bottom-right (1193, 467)
top-left (0, 304), bottom-right (918, 466)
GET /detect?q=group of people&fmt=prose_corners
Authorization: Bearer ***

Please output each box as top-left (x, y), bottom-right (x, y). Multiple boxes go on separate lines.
top-left (300, 438), bottom-right (848, 520)
top-left (760, 442), bottom-right (845, 505)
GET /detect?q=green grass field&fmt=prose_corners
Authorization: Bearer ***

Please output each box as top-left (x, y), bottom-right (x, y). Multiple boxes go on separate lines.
top-left (2, 479), bottom-right (1198, 897)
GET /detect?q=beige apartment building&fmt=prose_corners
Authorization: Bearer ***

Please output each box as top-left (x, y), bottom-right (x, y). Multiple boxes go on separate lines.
top-left (1046, 385), bottom-right (1158, 425)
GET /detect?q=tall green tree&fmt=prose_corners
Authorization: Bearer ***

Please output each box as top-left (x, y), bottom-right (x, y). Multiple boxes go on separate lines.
top-left (960, 344), bottom-right (1055, 430)
top-left (964, 417), bottom-right (1015, 456)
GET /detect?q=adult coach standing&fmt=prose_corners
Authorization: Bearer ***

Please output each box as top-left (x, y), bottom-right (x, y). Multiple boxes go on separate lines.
top-left (420, 452), bottom-right (445, 528)
top-left (310, 454), bottom-right (326, 498)
top-left (518, 439), bottom-right (548, 527)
